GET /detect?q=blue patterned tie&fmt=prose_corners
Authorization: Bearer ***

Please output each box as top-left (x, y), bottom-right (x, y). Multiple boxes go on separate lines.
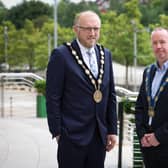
top-left (87, 50), bottom-right (98, 78)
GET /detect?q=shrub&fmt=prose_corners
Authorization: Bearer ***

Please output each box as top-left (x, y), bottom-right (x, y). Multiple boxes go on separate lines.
top-left (34, 79), bottom-right (46, 96)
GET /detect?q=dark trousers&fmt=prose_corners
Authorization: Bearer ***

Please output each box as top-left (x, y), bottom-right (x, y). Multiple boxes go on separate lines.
top-left (142, 148), bottom-right (168, 168)
top-left (57, 130), bottom-right (106, 168)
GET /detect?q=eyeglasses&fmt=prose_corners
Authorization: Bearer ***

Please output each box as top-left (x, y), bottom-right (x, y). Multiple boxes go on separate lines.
top-left (77, 25), bottom-right (100, 32)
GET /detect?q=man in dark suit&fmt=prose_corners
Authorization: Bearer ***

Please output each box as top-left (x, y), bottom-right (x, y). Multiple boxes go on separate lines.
top-left (46, 10), bottom-right (117, 168)
top-left (135, 28), bottom-right (168, 168)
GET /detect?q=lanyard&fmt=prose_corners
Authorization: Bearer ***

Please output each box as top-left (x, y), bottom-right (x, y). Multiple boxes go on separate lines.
top-left (146, 64), bottom-right (168, 125)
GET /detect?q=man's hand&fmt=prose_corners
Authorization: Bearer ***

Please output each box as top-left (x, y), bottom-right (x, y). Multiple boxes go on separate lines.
top-left (56, 135), bottom-right (60, 143)
top-left (141, 134), bottom-right (152, 147)
top-left (106, 134), bottom-right (117, 152)
top-left (141, 133), bottom-right (160, 147)
top-left (145, 133), bottom-right (160, 147)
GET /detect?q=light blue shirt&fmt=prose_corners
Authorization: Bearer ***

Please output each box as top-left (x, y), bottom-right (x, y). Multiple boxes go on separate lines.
top-left (76, 39), bottom-right (98, 72)
top-left (151, 60), bottom-right (168, 98)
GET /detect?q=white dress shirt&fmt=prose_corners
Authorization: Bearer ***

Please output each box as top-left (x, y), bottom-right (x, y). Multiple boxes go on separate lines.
top-left (76, 39), bottom-right (98, 76)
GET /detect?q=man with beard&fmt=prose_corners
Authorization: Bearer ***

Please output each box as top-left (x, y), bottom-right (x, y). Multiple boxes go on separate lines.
top-left (46, 10), bottom-right (117, 168)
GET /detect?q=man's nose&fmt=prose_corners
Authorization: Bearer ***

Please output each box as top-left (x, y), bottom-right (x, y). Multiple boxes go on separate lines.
top-left (90, 28), bottom-right (96, 34)
top-left (156, 42), bottom-right (162, 48)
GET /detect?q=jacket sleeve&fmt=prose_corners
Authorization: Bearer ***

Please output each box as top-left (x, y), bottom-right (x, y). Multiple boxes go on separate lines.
top-left (106, 50), bottom-right (117, 135)
top-left (46, 48), bottom-right (65, 138)
top-left (135, 68), bottom-right (148, 140)
top-left (155, 123), bottom-right (168, 145)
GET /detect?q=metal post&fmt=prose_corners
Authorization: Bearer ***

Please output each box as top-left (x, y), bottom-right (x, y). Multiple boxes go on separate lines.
top-left (118, 101), bottom-right (124, 168)
top-left (133, 28), bottom-right (137, 91)
top-left (131, 20), bottom-right (138, 91)
top-left (1, 76), bottom-right (4, 118)
top-left (54, 0), bottom-right (57, 48)
top-left (48, 33), bottom-right (51, 59)
top-left (10, 96), bottom-right (13, 117)
top-left (4, 26), bottom-right (8, 64)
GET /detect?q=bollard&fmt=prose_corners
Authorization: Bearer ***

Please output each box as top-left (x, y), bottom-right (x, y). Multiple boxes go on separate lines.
top-left (10, 96), bottom-right (13, 117)
top-left (1, 76), bottom-right (5, 118)
top-left (118, 101), bottom-right (124, 168)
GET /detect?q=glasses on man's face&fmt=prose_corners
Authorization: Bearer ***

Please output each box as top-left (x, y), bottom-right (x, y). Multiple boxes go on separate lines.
top-left (77, 25), bottom-right (100, 32)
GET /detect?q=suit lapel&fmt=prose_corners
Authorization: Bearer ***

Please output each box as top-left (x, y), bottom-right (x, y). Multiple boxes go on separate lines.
top-left (71, 40), bottom-right (83, 60)
top-left (147, 64), bottom-right (156, 96)
top-left (70, 40), bottom-right (106, 91)
top-left (148, 64), bottom-right (168, 108)
top-left (70, 40), bottom-right (94, 88)
top-left (150, 65), bottom-right (156, 85)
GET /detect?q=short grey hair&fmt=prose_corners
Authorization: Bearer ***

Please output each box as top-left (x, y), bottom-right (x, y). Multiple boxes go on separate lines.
top-left (151, 27), bottom-right (168, 38)
top-left (73, 10), bottom-right (101, 26)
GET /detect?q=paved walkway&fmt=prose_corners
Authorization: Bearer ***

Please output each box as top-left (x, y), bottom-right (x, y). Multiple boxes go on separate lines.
top-left (0, 89), bottom-right (133, 168)
top-left (0, 117), bottom-right (133, 168)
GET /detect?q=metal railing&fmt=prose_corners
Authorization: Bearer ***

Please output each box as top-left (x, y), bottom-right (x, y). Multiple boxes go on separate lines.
top-left (0, 73), bottom-right (143, 167)
top-left (116, 87), bottom-right (144, 168)
top-left (0, 72), bottom-right (44, 117)
top-left (0, 72), bottom-right (43, 87)
top-left (115, 86), bottom-right (138, 99)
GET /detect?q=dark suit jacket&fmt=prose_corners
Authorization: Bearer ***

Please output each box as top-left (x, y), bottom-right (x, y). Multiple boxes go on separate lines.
top-left (46, 39), bottom-right (117, 146)
top-left (135, 64), bottom-right (168, 150)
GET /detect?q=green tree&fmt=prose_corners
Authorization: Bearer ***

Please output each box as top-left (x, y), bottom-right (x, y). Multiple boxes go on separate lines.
top-left (159, 14), bottom-right (168, 27)
top-left (5, 0), bottom-right (52, 29)
top-left (58, 0), bottom-right (99, 28)
top-left (21, 19), bottom-right (42, 71)
top-left (139, 0), bottom-right (168, 26)
top-left (0, 21), bottom-right (18, 70)
top-left (101, 0), bottom-right (152, 88)
top-left (7, 19), bottom-right (43, 71)
top-left (36, 20), bottom-right (74, 70)
top-left (0, 1), bottom-right (7, 24)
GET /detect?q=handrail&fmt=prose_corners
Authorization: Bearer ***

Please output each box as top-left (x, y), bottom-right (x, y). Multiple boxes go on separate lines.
top-left (0, 72), bottom-right (44, 89)
top-left (0, 73), bottom-right (138, 98)
top-left (115, 86), bottom-right (138, 99)
top-left (0, 72), bottom-right (44, 80)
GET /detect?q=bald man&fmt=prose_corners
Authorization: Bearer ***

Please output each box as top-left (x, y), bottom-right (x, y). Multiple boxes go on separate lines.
top-left (135, 28), bottom-right (168, 168)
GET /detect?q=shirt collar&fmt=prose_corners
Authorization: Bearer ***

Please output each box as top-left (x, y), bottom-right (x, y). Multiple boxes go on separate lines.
top-left (155, 60), bottom-right (168, 71)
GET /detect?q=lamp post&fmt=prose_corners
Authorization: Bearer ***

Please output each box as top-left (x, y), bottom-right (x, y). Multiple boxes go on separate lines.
top-left (53, 0), bottom-right (58, 48)
top-left (131, 20), bottom-right (137, 91)
top-left (48, 33), bottom-right (51, 59)
top-left (133, 27), bottom-right (137, 91)
top-left (4, 26), bottom-right (8, 65)
top-left (1, 26), bottom-right (8, 117)
top-left (0, 76), bottom-right (4, 118)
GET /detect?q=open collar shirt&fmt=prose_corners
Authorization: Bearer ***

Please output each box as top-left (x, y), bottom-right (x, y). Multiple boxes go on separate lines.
top-left (76, 39), bottom-right (98, 71)
top-left (151, 60), bottom-right (168, 98)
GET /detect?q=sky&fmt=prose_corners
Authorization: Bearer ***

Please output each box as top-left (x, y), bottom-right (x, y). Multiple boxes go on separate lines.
top-left (1, 0), bottom-right (86, 9)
